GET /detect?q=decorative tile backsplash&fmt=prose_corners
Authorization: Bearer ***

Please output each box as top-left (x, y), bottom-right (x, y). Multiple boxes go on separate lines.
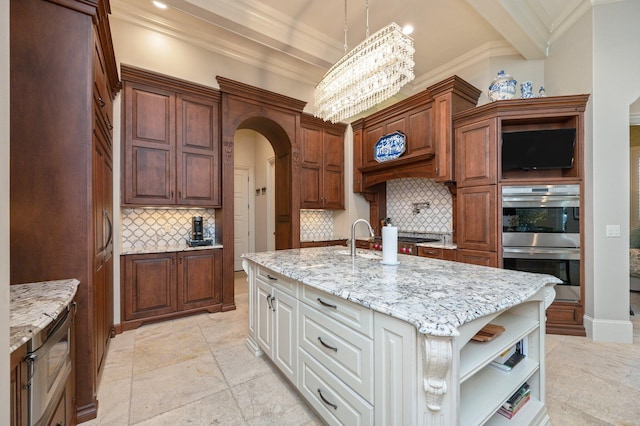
top-left (121, 208), bottom-right (216, 250)
top-left (300, 210), bottom-right (334, 241)
top-left (386, 178), bottom-right (452, 234)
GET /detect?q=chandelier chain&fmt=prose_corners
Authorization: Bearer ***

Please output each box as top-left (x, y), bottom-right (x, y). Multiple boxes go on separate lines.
top-left (365, 0), bottom-right (369, 38)
top-left (344, 0), bottom-right (348, 53)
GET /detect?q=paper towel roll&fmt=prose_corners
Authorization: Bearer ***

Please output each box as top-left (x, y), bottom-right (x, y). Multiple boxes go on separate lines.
top-left (382, 226), bottom-right (398, 265)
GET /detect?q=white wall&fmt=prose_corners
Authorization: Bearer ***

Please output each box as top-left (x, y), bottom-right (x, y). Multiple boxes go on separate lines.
top-left (544, 1), bottom-right (639, 343)
top-left (1, 0), bottom-right (10, 421)
top-left (587, 0), bottom-right (640, 343)
top-left (110, 18), bottom-right (315, 110)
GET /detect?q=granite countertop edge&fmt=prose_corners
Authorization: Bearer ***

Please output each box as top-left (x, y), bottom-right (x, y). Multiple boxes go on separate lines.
top-left (242, 247), bottom-right (560, 337)
top-left (10, 279), bottom-right (79, 354)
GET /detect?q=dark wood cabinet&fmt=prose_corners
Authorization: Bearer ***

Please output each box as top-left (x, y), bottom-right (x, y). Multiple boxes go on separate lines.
top-left (123, 252), bottom-right (177, 321)
top-left (300, 114), bottom-right (347, 209)
top-left (453, 95), bottom-right (590, 335)
top-left (353, 76), bottom-right (481, 193)
top-left (456, 185), bottom-right (497, 254)
top-left (10, 0), bottom-right (119, 421)
top-left (456, 249), bottom-right (498, 267)
top-left (121, 249), bottom-right (222, 330)
top-left (455, 118), bottom-right (497, 187)
top-left (122, 68), bottom-right (221, 207)
top-left (300, 239), bottom-right (348, 248)
top-left (417, 246), bottom-right (457, 261)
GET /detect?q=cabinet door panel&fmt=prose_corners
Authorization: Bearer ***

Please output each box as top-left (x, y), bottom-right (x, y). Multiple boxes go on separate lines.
top-left (301, 126), bottom-right (322, 167)
top-left (124, 253), bottom-right (176, 320)
top-left (323, 128), bottom-right (345, 209)
top-left (273, 289), bottom-right (298, 383)
top-left (455, 119), bottom-right (497, 187)
top-left (457, 185), bottom-right (497, 252)
top-left (434, 94), bottom-right (453, 181)
top-left (364, 125), bottom-right (384, 167)
top-left (255, 279), bottom-right (274, 354)
top-left (407, 106), bottom-right (433, 156)
top-left (178, 249), bottom-right (221, 310)
top-left (124, 83), bottom-right (176, 204)
top-left (176, 94), bottom-right (221, 206)
top-left (301, 167), bottom-right (322, 208)
top-left (323, 169), bottom-right (344, 210)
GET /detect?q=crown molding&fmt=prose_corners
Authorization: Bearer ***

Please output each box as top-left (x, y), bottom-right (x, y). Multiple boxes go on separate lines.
top-left (411, 41), bottom-right (520, 93)
top-left (110, 1), bottom-right (326, 86)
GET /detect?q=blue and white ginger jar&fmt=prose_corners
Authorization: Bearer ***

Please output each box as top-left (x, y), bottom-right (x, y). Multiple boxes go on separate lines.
top-left (488, 70), bottom-right (517, 102)
top-left (520, 81), bottom-right (535, 98)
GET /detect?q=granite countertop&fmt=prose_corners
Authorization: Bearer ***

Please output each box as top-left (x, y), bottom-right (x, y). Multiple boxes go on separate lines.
top-left (10, 279), bottom-right (79, 353)
top-left (121, 243), bottom-right (223, 255)
top-left (242, 246), bottom-right (560, 337)
top-left (416, 241), bottom-right (457, 250)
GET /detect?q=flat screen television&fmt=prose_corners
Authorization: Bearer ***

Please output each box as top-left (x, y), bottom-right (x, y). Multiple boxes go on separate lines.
top-left (501, 128), bottom-right (576, 171)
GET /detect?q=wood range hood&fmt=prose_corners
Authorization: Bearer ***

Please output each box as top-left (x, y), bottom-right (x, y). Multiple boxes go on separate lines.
top-left (351, 76), bottom-right (482, 235)
top-left (352, 76), bottom-right (481, 189)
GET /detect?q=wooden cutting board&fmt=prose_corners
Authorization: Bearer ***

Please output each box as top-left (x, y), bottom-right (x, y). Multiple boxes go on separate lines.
top-left (471, 324), bottom-right (505, 342)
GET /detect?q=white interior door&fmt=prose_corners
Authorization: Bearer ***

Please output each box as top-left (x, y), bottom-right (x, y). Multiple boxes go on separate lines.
top-left (234, 167), bottom-right (251, 270)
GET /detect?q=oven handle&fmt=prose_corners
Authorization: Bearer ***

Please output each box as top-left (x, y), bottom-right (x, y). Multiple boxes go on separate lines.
top-left (27, 305), bottom-right (72, 361)
top-left (502, 247), bottom-right (580, 260)
top-left (502, 196), bottom-right (579, 208)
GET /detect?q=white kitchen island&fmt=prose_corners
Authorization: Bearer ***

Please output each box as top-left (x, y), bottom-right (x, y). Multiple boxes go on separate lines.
top-left (242, 247), bottom-right (560, 426)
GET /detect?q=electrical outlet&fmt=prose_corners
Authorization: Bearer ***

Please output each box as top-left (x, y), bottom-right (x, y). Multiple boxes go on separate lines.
top-left (606, 224), bottom-right (621, 238)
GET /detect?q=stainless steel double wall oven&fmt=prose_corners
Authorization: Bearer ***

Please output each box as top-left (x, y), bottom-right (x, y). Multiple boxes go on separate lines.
top-left (501, 184), bottom-right (581, 302)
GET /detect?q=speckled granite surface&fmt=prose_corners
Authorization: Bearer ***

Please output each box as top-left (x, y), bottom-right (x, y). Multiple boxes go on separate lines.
top-left (242, 247), bottom-right (560, 337)
top-left (10, 279), bottom-right (79, 353)
top-left (121, 243), bottom-right (223, 255)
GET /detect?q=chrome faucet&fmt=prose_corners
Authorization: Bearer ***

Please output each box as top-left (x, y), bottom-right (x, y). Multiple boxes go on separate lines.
top-left (351, 218), bottom-right (375, 256)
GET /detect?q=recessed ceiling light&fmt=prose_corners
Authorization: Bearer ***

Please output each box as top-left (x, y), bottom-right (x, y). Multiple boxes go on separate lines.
top-left (152, 1), bottom-right (168, 9)
top-left (402, 25), bottom-right (414, 35)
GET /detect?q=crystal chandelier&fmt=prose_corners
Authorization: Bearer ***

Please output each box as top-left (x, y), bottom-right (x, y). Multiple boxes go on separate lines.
top-left (314, 1), bottom-right (415, 123)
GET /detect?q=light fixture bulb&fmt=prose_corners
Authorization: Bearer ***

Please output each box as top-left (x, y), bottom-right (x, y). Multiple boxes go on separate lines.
top-left (402, 25), bottom-right (414, 35)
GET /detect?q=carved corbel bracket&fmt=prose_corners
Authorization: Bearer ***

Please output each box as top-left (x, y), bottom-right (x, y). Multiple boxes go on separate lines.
top-left (422, 335), bottom-right (453, 411)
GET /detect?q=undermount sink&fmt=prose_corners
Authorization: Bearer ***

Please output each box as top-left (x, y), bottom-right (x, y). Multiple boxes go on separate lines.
top-left (335, 249), bottom-right (382, 260)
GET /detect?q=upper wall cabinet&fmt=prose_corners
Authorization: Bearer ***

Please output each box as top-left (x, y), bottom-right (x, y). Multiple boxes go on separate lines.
top-left (300, 114), bottom-right (347, 210)
top-left (122, 66), bottom-right (221, 207)
top-left (352, 76), bottom-right (481, 192)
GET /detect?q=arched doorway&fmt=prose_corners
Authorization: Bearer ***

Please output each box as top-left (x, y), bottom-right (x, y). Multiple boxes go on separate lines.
top-left (217, 76), bottom-right (306, 303)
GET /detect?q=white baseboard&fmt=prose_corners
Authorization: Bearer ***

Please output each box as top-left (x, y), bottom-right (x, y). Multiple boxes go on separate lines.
top-left (583, 315), bottom-right (634, 343)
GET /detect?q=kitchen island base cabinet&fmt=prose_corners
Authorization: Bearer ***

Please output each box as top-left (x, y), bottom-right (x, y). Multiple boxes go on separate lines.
top-left (121, 249), bottom-right (222, 330)
top-left (244, 259), bottom-right (552, 425)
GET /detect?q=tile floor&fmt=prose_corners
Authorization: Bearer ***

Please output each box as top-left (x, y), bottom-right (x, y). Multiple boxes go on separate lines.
top-left (84, 274), bottom-right (640, 425)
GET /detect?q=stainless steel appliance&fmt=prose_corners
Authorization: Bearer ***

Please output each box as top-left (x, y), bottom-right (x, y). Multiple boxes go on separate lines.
top-left (25, 302), bottom-right (75, 426)
top-left (370, 236), bottom-right (439, 255)
top-left (502, 184), bottom-right (581, 301)
top-left (191, 216), bottom-right (204, 240)
top-left (187, 216), bottom-right (213, 247)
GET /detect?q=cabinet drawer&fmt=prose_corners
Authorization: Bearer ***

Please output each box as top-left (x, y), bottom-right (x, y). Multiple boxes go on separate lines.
top-left (300, 304), bottom-right (373, 402)
top-left (417, 247), bottom-right (442, 258)
top-left (257, 266), bottom-right (298, 297)
top-left (299, 349), bottom-right (373, 426)
top-left (302, 286), bottom-right (373, 338)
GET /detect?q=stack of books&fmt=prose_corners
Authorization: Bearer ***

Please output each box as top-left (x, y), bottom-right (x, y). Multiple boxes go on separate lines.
top-left (497, 382), bottom-right (531, 419)
top-left (490, 340), bottom-right (526, 371)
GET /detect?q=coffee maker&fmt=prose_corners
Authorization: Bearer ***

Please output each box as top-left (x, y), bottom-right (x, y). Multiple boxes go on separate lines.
top-left (188, 216), bottom-right (212, 247)
top-left (191, 216), bottom-right (204, 241)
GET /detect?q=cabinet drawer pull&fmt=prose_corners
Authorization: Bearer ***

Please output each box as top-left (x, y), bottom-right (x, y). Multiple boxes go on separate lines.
top-left (316, 298), bottom-right (337, 309)
top-left (98, 97), bottom-right (105, 108)
top-left (317, 336), bottom-right (338, 352)
top-left (266, 274), bottom-right (278, 281)
top-left (270, 296), bottom-right (276, 311)
top-left (317, 389), bottom-right (338, 410)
